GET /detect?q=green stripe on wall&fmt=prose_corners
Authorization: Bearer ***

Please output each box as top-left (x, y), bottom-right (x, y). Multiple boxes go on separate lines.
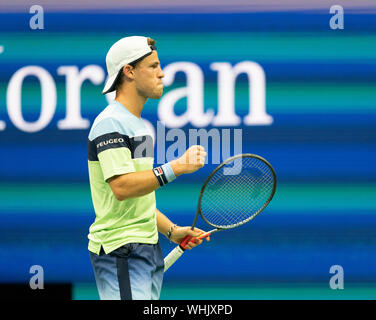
top-left (0, 183), bottom-right (375, 214)
top-left (0, 32), bottom-right (375, 62)
top-left (72, 282), bottom-right (376, 300)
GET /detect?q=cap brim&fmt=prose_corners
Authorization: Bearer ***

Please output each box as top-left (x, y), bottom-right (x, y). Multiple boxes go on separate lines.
top-left (102, 72), bottom-right (120, 95)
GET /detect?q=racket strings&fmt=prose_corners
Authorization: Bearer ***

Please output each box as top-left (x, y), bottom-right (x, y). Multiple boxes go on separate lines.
top-left (203, 174), bottom-right (271, 226)
top-left (200, 156), bottom-right (275, 228)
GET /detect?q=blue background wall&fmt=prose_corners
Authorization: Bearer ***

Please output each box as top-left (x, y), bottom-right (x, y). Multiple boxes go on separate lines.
top-left (0, 8), bottom-right (375, 299)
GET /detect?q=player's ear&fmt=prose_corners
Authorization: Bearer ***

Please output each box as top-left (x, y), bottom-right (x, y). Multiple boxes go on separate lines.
top-left (122, 65), bottom-right (135, 80)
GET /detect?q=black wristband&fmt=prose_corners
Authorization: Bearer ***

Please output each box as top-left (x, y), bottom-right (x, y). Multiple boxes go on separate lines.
top-left (153, 166), bottom-right (168, 187)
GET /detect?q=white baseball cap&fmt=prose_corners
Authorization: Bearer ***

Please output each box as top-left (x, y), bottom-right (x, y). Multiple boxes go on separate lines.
top-left (102, 36), bottom-right (156, 95)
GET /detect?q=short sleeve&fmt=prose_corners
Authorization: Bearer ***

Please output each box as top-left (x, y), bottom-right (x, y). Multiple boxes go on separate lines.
top-left (98, 147), bottom-right (136, 181)
top-left (89, 118), bottom-right (136, 181)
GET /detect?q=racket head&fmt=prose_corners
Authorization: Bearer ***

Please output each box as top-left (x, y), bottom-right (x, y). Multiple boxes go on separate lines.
top-left (197, 153), bottom-right (276, 229)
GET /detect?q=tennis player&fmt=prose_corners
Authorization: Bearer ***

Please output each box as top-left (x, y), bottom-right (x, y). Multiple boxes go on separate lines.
top-left (87, 36), bottom-right (208, 300)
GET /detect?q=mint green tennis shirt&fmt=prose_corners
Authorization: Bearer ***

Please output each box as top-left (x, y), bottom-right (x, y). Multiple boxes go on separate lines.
top-left (87, 100), bottom-right (158, 254)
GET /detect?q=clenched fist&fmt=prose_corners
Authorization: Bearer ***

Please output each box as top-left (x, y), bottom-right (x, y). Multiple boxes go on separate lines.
top-left (170, 145), bottom-right (207, 176)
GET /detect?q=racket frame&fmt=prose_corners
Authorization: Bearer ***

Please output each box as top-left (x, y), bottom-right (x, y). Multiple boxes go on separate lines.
top-left (194, 153), bottom-right (277, 230)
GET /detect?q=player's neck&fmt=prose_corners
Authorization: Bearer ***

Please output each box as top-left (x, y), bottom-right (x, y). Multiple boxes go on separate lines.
top-left (115, 88), bottom-right (146, 119)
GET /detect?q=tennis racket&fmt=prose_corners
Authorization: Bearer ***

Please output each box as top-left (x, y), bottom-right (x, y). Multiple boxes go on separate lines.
top-left (164, 153), bottom-right (277, 272)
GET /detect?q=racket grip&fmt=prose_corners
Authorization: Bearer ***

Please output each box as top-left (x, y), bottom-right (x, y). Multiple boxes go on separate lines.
top-left (164, 246), bottom-right (184, 272)
top-left (179, 235), bottom-right (192, 249)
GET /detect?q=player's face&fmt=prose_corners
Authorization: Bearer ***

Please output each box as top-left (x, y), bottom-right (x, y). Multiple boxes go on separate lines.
top-left (133, 51), bottom-right (165, 99)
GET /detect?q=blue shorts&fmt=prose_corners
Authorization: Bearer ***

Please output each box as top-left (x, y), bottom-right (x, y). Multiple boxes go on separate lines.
top-left (89, 242), bottom-right (164, 300)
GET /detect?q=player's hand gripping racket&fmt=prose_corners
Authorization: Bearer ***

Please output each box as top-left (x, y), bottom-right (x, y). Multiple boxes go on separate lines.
top-left (164, 153), bottom-right (277, 272)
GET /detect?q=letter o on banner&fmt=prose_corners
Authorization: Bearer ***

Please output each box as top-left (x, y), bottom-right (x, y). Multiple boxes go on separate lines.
top-left (7, 66), bottom-right (57, 133)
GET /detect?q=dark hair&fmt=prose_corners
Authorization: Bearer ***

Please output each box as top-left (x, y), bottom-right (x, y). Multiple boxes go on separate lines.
top-left (114, 37), bottom-right (156, 92)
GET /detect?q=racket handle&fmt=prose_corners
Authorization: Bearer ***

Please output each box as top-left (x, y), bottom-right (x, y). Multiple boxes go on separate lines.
top-left (179, 235), bottom-right (192, 249)
top-left (180, 232), bottom-right (211, 249)
top-left (164, 246), bottom-right (184, 272)
top-left (164, 232), bottom-right (211, 272)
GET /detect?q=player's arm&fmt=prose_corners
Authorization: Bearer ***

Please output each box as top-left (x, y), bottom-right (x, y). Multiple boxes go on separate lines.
top-left (156, 208), bottom-right (209, 250)
top-left (108, 145), bottom-right (206, 201)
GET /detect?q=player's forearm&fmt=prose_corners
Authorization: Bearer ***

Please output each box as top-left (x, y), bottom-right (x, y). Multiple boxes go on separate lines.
top-left (108, 170), bottom-right (159, 200)
top-left (156, 209), bottom-right (175, 237)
